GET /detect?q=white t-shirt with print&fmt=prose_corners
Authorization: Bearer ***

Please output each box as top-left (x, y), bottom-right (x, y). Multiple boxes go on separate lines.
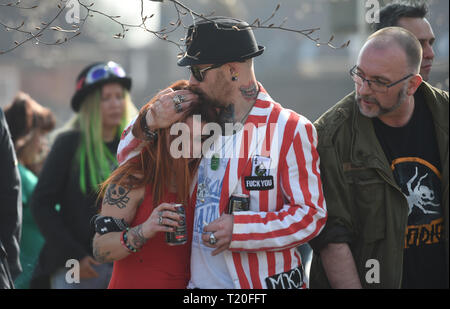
top-left (188, 135), bottom-right (235, 289)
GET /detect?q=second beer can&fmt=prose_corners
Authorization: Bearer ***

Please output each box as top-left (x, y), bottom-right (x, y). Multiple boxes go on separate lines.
top-left (165, 203), bottom-right (187, 246)
top-left (227, 193), bottom-right (250, 214)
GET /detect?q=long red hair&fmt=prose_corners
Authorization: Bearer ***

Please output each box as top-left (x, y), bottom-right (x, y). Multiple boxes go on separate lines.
top-left (100, 80), bottom-right (217, 206)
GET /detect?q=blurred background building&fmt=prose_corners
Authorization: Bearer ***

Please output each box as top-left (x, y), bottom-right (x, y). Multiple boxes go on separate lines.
top-left (0, 0), bottom-right (448, 126)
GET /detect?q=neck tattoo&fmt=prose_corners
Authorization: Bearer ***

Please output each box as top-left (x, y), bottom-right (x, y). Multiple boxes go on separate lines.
top-left (239, 82), bottom-right (259, 102)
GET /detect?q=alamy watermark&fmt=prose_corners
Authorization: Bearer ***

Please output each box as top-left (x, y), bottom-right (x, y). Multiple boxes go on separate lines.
top-left (168, 115), bottom-right (279, 161)
top-left (65, 259), bottom-right (80, 284)
top-left (365, 259), bottom-right (380, 284)
top-left (64, 0), bottom-right (80, 25)
top-left (61, 1), bottom-right (379, 33)
top-left (365, 0), bottom-right (380, 24)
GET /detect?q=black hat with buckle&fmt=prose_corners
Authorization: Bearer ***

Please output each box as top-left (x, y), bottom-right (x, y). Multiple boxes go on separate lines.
top-left (177, 17), bottom-right (265, 67)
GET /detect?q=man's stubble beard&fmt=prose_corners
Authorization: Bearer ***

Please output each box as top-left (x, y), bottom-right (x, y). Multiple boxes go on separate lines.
top-left (355, 84), bottom-right (408, 118)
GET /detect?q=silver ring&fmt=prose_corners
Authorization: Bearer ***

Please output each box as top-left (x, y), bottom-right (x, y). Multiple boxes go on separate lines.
top-left (172, 94), bottom-right (185, 104)
top-left (158, 211), bottom-right (163, 225)
top-left (209, 232), bottom-right (217, 245)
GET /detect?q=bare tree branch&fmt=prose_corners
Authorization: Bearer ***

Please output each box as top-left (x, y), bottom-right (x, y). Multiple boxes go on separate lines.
top-left (0, 1), bottom-right (81, 54)
top-left (0, 0), bottom-right (38, 10)
top-left (0, 0), bottom-right (350, 55)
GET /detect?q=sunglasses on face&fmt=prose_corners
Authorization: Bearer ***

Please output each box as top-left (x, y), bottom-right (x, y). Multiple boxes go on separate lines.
top-left (189, 63), bottom-right (224, 82)
top-left (85, 61), bottom-right (126, 85)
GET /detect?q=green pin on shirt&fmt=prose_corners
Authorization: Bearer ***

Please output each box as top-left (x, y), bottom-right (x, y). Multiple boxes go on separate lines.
top-left (211, 153), bottom-right (220, 170)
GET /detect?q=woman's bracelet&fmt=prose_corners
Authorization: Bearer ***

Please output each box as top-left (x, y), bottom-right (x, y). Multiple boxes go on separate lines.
top-left (120, 229), bottom-right (138, 253)
top-left (140, 108), bottom-right (158, 142)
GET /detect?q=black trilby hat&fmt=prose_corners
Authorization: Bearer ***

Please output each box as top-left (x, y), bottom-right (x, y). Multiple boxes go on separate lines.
top-left (71, 61), bottom-right (132, 112)
top-left (177, 17), bottom-right (265, 67)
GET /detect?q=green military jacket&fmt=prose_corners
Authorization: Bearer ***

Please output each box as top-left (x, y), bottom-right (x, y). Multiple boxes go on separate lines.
top-left (309, 82), bottom-right (449, 289)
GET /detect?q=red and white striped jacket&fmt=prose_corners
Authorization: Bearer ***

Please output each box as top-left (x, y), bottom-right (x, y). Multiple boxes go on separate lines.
top-left (117, 83), bottom-right (327, 289)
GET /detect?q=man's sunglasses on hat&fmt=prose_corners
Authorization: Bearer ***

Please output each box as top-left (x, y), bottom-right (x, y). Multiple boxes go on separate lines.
top-left (189, 63), bottom-right (224, 82)
top-left (85, 61), bottom-right (126, 85)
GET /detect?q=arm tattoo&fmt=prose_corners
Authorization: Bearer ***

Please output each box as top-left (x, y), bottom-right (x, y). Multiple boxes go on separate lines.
top-left (239, 82), bottom-right (258, 102)
top-left (93, 246), bottom-right (111, 263)
top-left (104, 184), bottom-right (131, 209)
top-left (129, 225), bottom-right (148, 249)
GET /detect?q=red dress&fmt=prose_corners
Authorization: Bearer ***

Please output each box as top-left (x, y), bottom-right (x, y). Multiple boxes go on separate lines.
top-left (108, 185), bottom-right (195, 289)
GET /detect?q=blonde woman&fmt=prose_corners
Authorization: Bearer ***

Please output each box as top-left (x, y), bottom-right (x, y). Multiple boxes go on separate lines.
top-left (30, 61), bottom-right (137, 289)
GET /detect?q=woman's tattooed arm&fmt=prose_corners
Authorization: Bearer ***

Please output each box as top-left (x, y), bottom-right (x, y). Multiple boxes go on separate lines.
top-left (103, 184), bottom-right (131, 209)
top-left (93, 179), bottom-right (145, 262)
top-left (93, 246), bottom-right (111, 263)
top-left (128, 225), bottom-right (148, 249)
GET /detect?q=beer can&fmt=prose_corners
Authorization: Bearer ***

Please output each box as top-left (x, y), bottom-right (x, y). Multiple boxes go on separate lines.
top-left (227, 193), bottom-right (250, 214)
top-left (165, 204), bottom-right (187, 246)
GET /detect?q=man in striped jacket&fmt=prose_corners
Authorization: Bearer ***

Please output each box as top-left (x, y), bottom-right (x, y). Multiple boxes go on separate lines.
top-left (117, 17), bottom-right (327, 289)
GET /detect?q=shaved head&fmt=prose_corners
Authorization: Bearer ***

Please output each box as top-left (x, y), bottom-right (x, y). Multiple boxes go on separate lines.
top-left (366, 27), bottom-right (422, 74)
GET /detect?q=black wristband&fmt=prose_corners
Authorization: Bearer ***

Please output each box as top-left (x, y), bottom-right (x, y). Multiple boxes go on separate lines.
top-left (140, 110), bottom-right (158, 142)
top-left (94, 215), bottom-right (130, 235)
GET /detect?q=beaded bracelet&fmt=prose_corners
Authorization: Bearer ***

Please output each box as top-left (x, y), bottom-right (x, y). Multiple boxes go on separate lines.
top-left (124, 230), bottom-right (139, 253)
top-left (120, 229), bottom-right (138, 253)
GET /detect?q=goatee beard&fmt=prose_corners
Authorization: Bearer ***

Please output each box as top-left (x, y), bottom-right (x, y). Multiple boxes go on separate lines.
top-left (187, 86), bottom-right (228, 108)
top-left (187, 86), bottom-right (235, 133)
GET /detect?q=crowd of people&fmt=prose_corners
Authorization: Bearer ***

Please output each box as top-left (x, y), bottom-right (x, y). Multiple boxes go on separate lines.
top-left (0, 3), bottom-right (448, 289)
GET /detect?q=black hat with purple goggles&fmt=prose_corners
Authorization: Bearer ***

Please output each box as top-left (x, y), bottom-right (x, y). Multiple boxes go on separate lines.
top-left (71, 61), bottom-right (132, 112)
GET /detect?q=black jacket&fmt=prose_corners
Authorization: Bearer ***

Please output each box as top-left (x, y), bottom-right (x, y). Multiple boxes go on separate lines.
top-left (30, 130), bottom-right (118, 288)
top-left (0, 108), bottom-right (22, 289)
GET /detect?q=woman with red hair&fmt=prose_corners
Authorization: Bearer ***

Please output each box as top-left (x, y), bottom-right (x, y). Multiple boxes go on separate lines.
top-left (94, 80), bottom-right (217, 288)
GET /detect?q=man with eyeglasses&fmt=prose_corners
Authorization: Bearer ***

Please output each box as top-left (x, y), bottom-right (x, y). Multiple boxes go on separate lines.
top-left (309, 27), bottom-right (448, 289)
top-left (116, 17), bottom-right (327, 289)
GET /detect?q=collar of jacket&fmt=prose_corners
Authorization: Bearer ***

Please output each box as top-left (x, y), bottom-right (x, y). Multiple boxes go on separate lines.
top-left (419, 82), bottom-right (449, 196)
top-left (244, 82), bottom-right (273, 126)
top-left (350, 96), bottom-right (398, 188)
top-left (350, 82), bottom-right (449, 191)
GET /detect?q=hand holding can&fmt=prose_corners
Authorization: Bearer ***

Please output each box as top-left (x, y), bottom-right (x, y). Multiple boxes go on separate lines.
top-left (165, 203), bottom-right (187, 246)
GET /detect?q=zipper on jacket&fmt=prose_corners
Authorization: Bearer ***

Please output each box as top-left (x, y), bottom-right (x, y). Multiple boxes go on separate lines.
top-left (374, 167), bottom-right (409, 288)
